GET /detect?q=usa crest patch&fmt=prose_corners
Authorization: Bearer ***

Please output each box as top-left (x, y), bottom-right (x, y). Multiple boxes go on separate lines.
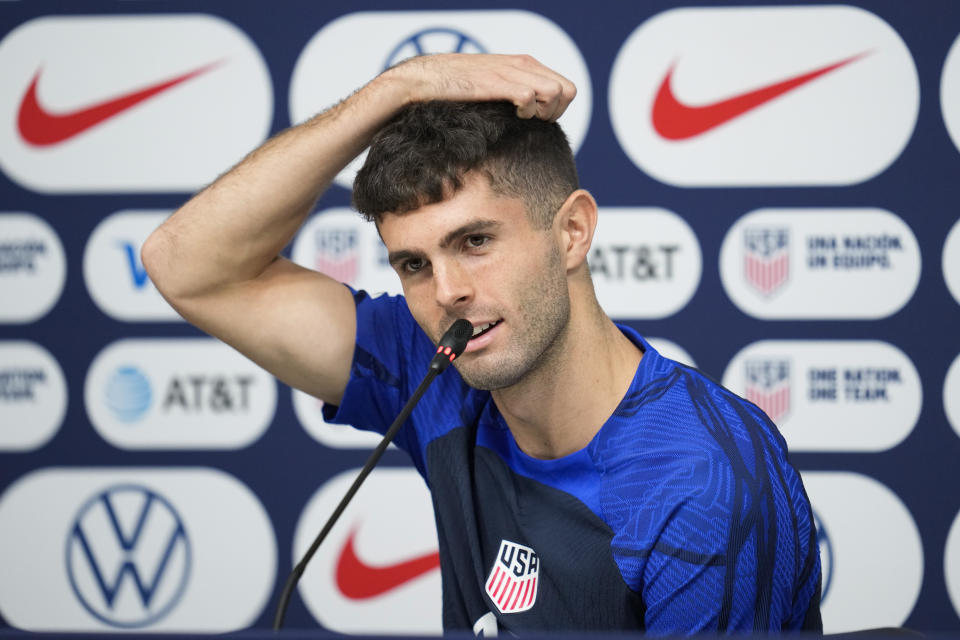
top-left (485, 540), bottom-right (539, 614)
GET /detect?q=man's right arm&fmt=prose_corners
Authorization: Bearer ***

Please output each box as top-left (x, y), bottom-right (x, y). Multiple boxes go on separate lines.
top-left (141, 54), bottom-right (576, 406)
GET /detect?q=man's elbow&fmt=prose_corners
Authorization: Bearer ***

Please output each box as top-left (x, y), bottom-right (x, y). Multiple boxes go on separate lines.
top-left (141, 226), bottom-right (182, 303)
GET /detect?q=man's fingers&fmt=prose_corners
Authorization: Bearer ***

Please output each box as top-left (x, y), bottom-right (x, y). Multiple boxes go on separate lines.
top-left (430, 53), bottom-right (576, 120)
top-left (536, 80), bottom-right (575, 121)
top-left (390, 53), bottom-right (577, 120)
top-left (509, 54), bottom-right (577, 121)
top-left (514, 87), bottom-right (540, 119)
top-left (497, 63), bottom-right (576, 121)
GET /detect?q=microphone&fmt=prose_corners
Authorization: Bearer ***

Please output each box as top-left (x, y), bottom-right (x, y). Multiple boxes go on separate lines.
top-left (429, 318), bottom-right (473, 372)
top-left (272, 319), bottom-right (473, 631)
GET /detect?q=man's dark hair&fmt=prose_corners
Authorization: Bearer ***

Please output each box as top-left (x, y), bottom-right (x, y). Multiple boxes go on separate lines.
top-left (353, 101), bottom-right (579, 229)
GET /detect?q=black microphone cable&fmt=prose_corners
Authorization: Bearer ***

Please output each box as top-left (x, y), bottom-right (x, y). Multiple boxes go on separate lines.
top-left (272, 318), bottom-right (473, 631)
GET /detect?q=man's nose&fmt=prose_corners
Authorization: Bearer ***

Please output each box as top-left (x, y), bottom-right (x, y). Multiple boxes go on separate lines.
top-left (433, 259), bottom-right (473, 308)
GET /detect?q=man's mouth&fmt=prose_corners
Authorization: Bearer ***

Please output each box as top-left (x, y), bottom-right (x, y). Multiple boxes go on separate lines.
top-left (471, 320), bottom-right (499, 338)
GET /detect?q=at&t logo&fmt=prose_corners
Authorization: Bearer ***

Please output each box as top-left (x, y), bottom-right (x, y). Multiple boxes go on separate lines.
top-left (103, 365), bottom-right (255, 423)
top-left (85, 339), bottom-right (276, 450)
top-left (66, 484), bottom-right (191, 628)
top-left (589, 208), bottom-right (702, 319)
top-left (105, 366), bottom-right (152, 423)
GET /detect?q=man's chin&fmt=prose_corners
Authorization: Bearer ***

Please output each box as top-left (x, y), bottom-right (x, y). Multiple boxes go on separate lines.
top-left (453, 360), bottom-right (523, 392)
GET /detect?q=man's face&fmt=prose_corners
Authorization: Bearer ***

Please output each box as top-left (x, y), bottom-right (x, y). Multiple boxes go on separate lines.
top-left (378, 174), bottom-right (570, 390)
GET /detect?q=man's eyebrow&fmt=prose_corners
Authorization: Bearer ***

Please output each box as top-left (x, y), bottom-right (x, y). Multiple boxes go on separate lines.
top-left (439, 219), bottom-right (502, 249)
top-left (387, 248), bottom-right (423, 269)
top-left (387, 219), bottom-right (504, 268)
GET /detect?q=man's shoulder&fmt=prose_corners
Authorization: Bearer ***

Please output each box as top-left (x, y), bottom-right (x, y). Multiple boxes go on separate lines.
top-left (597, 349), bottom-right (792, 513)
top-left (598, 359), bottom-right (794, 559)
top-left (352, 289), bottom-right (431, 362)
top-left (612, 346), bottom-right (772, 445)
top-left (351, 288), bottom-right (410, 323)
top-left (614, 324), bottom-right (767, 430)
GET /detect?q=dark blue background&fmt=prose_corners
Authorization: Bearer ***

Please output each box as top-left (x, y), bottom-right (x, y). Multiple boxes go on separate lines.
top-left (1, 0), bottom-right (959, 632)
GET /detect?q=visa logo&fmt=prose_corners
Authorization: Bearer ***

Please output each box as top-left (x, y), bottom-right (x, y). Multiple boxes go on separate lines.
top-left (119, 241), bottom-right (150, 289)
top-left (84, 211), bottom-right (182, 321)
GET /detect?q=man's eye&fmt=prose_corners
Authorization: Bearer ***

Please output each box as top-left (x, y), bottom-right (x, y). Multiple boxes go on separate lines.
top-left (403, 258), bottom-right (425, 273)
top-left (466, 235), bottom-right (488, 248)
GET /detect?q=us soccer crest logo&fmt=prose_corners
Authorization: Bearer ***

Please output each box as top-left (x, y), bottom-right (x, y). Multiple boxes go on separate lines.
top-left (485, 540), bottom-right (539, 614)
top-left (743, 227), bottom-right (790, 296)
top-left (313, 228), bottom-right (358, 284)
top-left (744, 359), bottom-right (791, 423)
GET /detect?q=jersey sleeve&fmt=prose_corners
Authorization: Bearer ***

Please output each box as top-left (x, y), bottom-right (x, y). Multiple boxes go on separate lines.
top-left (321, 288), bottom-right (434, 468)
top-left (634, 438), bottom-right (821, 634)
top-left (605, 363), bottom-right (822, 634)
top-left (609, 447), bottom-right (752, 633)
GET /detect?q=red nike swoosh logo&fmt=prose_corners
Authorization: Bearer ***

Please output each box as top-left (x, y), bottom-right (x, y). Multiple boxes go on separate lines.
top-left (335, 528), bottom-right (440, 599)
top-left (17, 61), bottom-right (222, 146)
top-left (652, 51), bottom-right (870, 140)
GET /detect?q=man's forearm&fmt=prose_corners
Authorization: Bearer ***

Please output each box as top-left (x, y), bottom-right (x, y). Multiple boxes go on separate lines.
top-left (142, 72), bottom-right (410, 302)
top-left (142, 53), bottom-right (575, 303)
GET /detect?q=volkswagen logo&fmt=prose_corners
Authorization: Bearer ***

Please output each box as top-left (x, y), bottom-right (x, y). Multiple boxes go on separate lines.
top-left (384, 27), bottom-right (487, 70)
top-left (65, 484), bottom-right (191, 627)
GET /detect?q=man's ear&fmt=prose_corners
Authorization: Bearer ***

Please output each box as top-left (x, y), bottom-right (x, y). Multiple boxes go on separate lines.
top-left (555, 189), bottom-right (598, 272)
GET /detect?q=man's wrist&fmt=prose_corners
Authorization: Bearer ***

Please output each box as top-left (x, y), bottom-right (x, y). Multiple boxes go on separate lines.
top-left (372, 61), bottom-right (422, 109)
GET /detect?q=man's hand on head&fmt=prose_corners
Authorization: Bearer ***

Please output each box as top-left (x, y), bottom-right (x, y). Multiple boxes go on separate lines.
top-left (381, 53), bottom-right (577, 122)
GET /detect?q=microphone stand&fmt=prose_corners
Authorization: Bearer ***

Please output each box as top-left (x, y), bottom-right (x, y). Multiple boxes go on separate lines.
top-left (272, 319), bottom-right (473, 631)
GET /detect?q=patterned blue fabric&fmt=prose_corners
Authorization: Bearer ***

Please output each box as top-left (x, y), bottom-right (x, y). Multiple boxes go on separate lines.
top-left (323, 290), bottom-right (821, 633)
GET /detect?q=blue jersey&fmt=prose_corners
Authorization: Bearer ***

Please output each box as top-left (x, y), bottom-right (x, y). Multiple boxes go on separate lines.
top-left (324, 291), bottom-right (822, 634)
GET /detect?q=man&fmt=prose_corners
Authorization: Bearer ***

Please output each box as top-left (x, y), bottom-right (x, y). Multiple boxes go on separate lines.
top-left (143, 54), bottom-right (821, 634)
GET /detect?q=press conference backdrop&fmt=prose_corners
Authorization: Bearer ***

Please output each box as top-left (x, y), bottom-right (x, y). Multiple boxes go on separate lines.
top-left (1, 0), bottom-right (959, 634)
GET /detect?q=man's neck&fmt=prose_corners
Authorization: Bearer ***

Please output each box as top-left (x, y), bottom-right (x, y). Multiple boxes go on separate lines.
top-left (490, 300), bottom-right (643, 460)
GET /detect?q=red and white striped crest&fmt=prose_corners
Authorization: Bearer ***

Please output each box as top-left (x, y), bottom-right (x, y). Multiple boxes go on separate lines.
top-left (745, 359), bottom-right (792, 423)
top-left (313, 228), bottom-right (358, 284)
top-left (743, 227), bottom-right (790, 296)
top-left (485, 540), bottom-right (539, 614)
